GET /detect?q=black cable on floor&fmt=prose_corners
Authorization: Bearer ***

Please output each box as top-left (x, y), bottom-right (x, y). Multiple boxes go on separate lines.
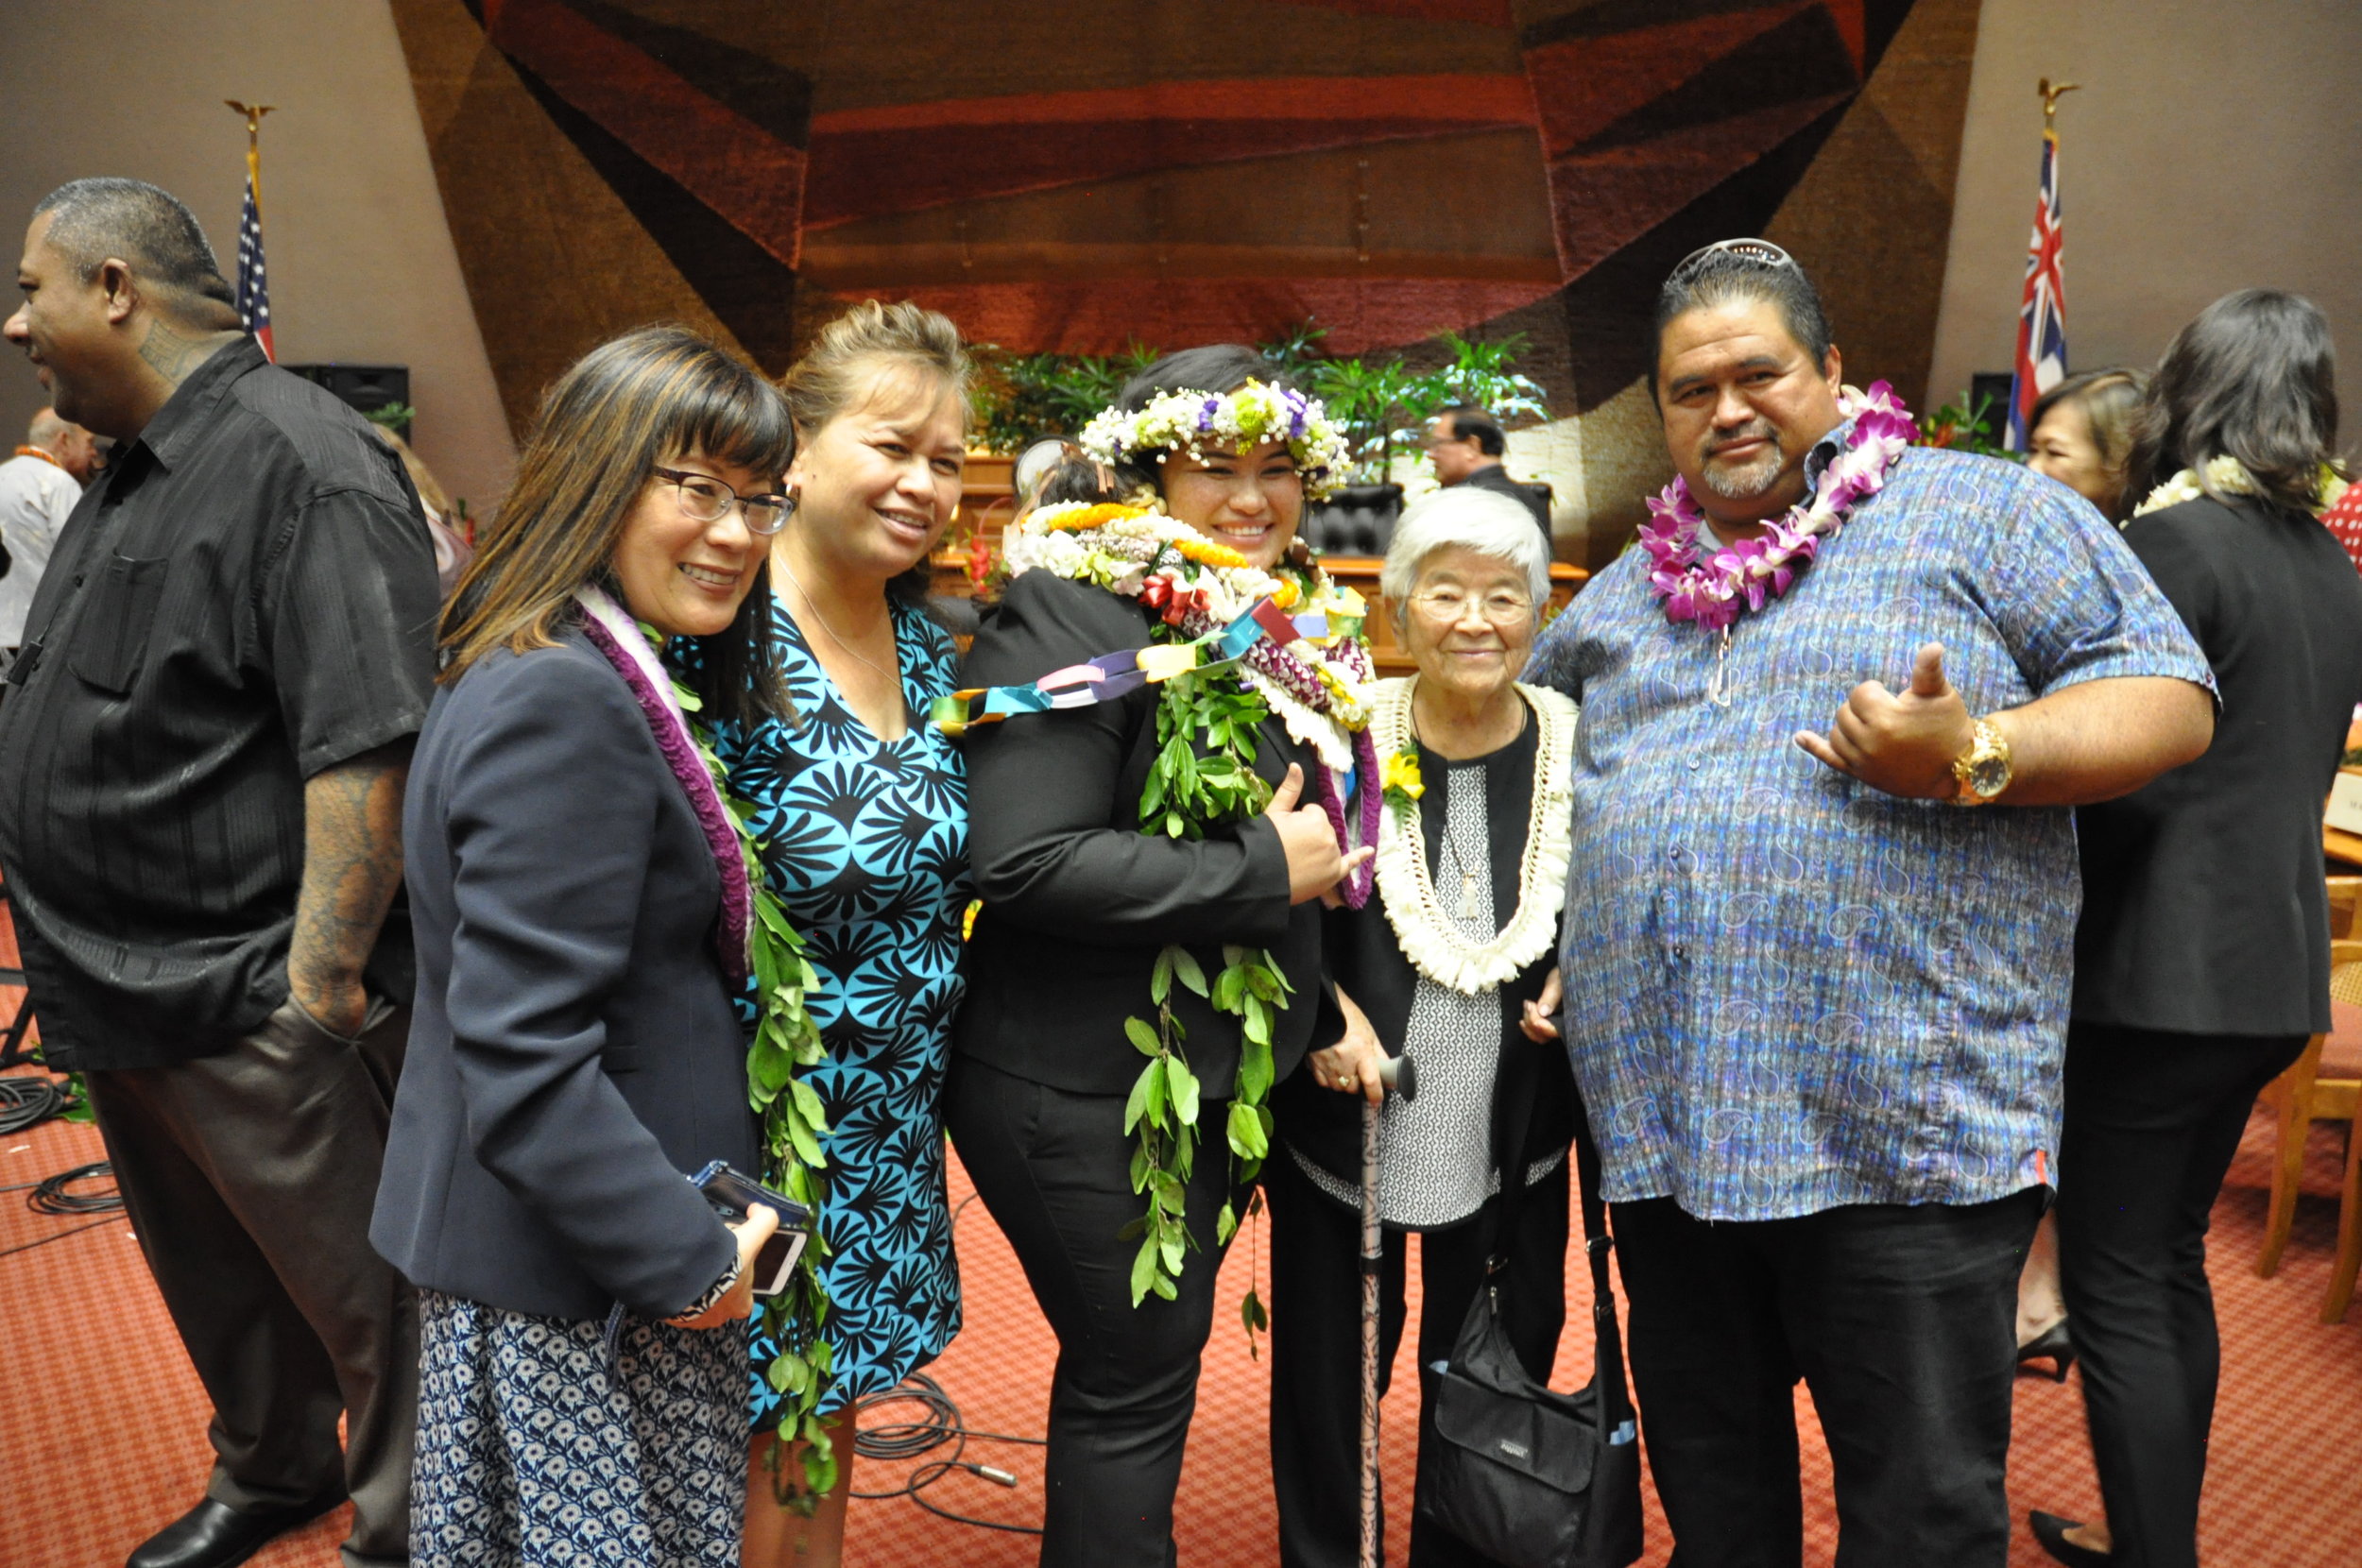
top-left (0, 1214), bottom-right (123, 1259)
top-left (0, 1073), bottom-right (75, 1134)
top-left (28, 1161), bottom-right (121, 1216)
top-left (841, 1189), bottom-right (1047, 1534)
top-left (847, 1372), bottom-right (1046, 1535)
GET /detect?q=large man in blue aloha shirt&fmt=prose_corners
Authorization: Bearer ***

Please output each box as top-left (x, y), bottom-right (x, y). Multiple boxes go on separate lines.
top-left (1527, 241), bottom-right (2217, 1567)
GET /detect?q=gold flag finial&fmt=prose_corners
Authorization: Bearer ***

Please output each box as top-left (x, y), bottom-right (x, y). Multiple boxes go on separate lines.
top-left (2037, 78), bottom-right (2080, 128)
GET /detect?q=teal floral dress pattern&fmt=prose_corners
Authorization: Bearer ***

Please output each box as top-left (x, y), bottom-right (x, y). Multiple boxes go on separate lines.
top-left (711, 595), bottom-right (967, 1424)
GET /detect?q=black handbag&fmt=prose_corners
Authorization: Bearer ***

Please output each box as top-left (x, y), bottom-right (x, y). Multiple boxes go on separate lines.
top-left (1414, 1062), bottom-right (1644, 1568)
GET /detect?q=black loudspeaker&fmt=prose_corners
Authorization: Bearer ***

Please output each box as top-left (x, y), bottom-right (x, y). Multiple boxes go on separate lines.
top-left (1971, 371), bottom-right (2015, 426)
top-left (284, 363), bottom-right (411, 439)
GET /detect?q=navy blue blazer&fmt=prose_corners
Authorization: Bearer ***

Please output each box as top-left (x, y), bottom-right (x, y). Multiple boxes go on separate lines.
top-left (371, 626), bottom-right (757, 1321)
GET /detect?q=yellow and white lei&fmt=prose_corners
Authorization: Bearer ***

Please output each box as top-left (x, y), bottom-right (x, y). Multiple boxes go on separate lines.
top-left (1004, 500), bottom-right (1377, 769)
top-left (2133, 453), bottom-right (2351, 520)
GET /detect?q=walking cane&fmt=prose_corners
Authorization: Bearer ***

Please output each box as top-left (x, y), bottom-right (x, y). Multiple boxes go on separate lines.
top-left (1361, 1052), bottom-right (1418, 1568)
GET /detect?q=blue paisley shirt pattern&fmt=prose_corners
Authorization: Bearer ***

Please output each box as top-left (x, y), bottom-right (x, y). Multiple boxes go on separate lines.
top-left (711, 596), bottom-right (967, 1423)
top-left (1526, 434), bottom-right (2213, 1222)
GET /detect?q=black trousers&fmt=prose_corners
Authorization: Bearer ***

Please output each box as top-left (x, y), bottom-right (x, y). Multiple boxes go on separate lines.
top-left (1265, 1144), bottom-right (1568, 1568)
top-left (1612, 1187), bottom-right (2043, 1568)
top-left (945, 1055), bottom-right (1248, 1568)
top-left (2056, 1023), bottom-right (2305, 1568)
top-left (83, 997), bottom-right (418, 1568)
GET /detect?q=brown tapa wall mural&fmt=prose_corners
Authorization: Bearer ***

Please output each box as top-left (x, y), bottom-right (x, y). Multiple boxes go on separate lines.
top-left (389, 0), bottom-right (1980, 560)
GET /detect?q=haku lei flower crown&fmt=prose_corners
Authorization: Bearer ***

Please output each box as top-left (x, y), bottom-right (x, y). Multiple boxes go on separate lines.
top-left (997, 496), bottom-right (1378, 1315)
top-left (1077, 382), bottom-right (1353, 502)
top-left (2132, 452), bottom-right (2351, 520)
top-left (1638, 382), bottom-right (1916, 634)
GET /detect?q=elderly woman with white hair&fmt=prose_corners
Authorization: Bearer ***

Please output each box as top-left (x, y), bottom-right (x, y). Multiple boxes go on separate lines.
top-left (1266, 486), bottom-right (1585, 1567)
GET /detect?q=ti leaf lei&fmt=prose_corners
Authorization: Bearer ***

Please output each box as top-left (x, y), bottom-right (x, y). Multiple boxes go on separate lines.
top-left (644, 626), bottom-right (840, 1509)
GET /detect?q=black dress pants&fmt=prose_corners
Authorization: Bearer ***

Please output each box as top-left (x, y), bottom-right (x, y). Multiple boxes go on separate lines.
top-left (1612, 1187), bottom-right (2043, 1568)
top-left (1264, 1144), bottom-right (1568, 1568)
top-left (2056, 1023), bottom-right (2305, 1568)
top-left (945, 1056), bottom-right (1247, 1568)
top-left (83, 997), bottom-right (418, 1568)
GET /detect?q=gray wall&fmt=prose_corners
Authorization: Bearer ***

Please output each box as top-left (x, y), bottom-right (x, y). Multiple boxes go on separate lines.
top-left (1928, 0), bottom-right (2362, 444)
top-left (0, 0), bottom-right (511, 509)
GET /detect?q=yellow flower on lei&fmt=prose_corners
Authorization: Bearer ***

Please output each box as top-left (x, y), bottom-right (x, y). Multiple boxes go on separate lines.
top-left (1380, 745), bottom-right (1425, 806)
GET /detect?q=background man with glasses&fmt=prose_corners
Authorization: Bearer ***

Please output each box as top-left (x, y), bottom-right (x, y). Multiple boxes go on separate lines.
top-left (1423, 401), bottom-right (1551, 544)
top-left (1525, 240), bottom-right (2217, 1564)
top-left (0, 179), bottom-right (436, 1568)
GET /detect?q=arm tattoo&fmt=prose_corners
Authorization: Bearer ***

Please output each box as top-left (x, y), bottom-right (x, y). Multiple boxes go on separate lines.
top-left (288, 739), bottom-right (414, 1006)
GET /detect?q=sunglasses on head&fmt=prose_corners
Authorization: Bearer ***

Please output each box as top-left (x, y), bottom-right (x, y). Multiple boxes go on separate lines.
top-left (1669, 237), bottom-right (1798, 280)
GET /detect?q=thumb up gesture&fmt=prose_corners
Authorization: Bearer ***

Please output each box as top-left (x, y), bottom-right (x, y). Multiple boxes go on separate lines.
top-left (1794, 642), bottom-right (1977, 799)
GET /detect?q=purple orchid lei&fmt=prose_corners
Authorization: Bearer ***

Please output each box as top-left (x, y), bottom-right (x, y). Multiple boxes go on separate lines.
top-left (1639, 382), bottom-right (1916, 634)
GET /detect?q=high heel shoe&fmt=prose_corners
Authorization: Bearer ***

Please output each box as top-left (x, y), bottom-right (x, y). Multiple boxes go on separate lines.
top-left (2030, 1509), bottom-right (2111, 1565)
top-left (2017, 1319), bottom-right (2075, 1382)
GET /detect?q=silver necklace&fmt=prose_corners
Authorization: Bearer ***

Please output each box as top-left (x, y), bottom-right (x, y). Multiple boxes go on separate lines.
top-left (773, 547), bottom-right (896, 683)
top-left (1433, 792), bottom-right (1485, 922)
top-left (1412, 695), bottom-right (1525, 923)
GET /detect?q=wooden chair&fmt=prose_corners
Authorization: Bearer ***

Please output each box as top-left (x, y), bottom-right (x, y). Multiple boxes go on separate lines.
top-left (2255, 935), bottom-right (2362, 1283)
top-left (2327, 1087), bottom-right (2362, 1321)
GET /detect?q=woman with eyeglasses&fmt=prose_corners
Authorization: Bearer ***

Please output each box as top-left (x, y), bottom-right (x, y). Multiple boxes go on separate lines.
top-left (373, 327), bottom-right (791, 1567)
top-left (705, 301), bottom-right (975, 1568)
top-left (1266, 486), bottom-right (1584, 1568)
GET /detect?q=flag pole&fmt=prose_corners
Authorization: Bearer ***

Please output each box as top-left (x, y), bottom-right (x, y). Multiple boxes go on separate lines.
top-left (225, 101), bottom-right (274, 216)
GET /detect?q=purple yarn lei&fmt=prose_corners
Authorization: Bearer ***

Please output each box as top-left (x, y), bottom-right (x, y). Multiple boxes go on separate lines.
top-left (1314, 727), bottom-right (1381, 910)
top-left (574, 591), bottom-right (754, 983)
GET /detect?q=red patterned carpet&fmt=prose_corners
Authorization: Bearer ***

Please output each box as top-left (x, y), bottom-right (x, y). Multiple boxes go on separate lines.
top-left (1, 1089), bottom-right (2355, 1568)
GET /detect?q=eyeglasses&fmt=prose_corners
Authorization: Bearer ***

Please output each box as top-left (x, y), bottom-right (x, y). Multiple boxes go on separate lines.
top-left (1669, 237), bottom-right (1797, 280)
top-left (650, 467), bottom-right (792, 536)
top-left (1409, 588), bottom-right (1534, 624)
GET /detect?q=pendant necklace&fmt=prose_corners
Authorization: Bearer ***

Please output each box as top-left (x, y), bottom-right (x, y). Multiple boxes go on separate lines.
top-left (1435, 808), bottom-right (1483, 921)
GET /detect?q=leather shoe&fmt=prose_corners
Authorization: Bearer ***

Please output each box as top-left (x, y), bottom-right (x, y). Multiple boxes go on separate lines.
top-left (127, 1492), bottom-right (346, 1568)
top-left (2029, 1509), bottom-right (2112, 1566)
top-left (2017, 1319), bottom-right (2077, 1382)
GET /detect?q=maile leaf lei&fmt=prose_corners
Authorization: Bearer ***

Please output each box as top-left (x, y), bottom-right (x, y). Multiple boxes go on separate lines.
top-left (623, 617), bottom-right (840, 1510)
top-left (1000, 503), bottom-right (1375, 1317)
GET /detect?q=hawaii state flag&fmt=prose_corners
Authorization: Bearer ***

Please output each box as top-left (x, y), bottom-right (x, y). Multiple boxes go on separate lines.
top-left (2005, 125), bottom-right (2065, 451)
top-left (234, 170), bottom-right (273, 361)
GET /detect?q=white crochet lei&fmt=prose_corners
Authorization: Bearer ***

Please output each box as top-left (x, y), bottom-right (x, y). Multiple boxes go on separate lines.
top-left (1368, 675), bottom-right (1578, 995)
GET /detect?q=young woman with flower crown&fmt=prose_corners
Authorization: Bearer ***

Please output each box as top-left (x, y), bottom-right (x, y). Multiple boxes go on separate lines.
top-left (950, 345), bottom-right (1378, 1565)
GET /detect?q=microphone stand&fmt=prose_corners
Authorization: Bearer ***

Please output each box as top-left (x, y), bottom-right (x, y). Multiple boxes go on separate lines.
top-left (1361, 1051), bottom-right (1418, 1568)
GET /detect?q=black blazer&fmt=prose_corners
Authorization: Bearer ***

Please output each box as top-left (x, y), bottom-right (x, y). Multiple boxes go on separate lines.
top-left (957, 569), bottom-right (1344, 1099)
top-left (2075, 495), bottom-right (2362, 1036)
top-left (1279, 717), bottom-right (1575, 1187)
top-left (372, 628), bottom-right (756, 1321)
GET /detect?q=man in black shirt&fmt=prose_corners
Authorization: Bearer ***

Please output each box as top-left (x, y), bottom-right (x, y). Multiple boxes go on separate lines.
top-left (2, 179), bottom-right (436, 1568)
top-left (1423, 402), bottom-right (1553, 545)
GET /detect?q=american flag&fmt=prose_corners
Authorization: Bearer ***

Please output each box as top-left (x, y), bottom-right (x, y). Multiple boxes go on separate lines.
top-left (234, 171), bottom-right (273, 362)
top-left (2005, 125), bottom-right (2065, 452)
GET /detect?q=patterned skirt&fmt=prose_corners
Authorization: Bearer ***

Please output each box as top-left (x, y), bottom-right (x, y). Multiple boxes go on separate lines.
top-left (411, 1290), bottom-right (749, 1568)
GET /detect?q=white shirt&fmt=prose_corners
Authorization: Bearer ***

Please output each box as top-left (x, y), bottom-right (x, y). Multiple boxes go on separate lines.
top-left (0, 452), bottom-right (80, 647)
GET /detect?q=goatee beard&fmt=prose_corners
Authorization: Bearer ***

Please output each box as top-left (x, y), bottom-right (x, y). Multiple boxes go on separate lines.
top-left (1700, 443), bottom-right (1785, 502)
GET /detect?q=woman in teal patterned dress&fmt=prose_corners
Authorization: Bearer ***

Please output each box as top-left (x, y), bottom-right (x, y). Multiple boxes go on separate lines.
top-left (711, 302), bottom-right (975, 1568)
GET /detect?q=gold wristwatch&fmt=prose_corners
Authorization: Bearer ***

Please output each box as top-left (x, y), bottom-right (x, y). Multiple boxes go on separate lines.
top-left (1950, 717), bottom-right (2012, 805)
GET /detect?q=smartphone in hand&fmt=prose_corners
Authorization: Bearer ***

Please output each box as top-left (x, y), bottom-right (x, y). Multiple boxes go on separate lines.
top-left (689, 1161), bottom-right (816, 1298)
